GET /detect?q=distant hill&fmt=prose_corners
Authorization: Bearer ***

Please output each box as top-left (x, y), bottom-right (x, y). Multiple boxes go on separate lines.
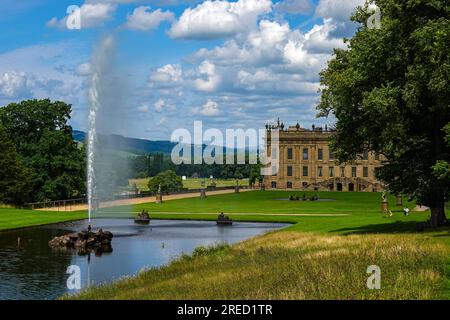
top-left (72, 130), bottom-right (255, 157)
top-left (72, 130), bottom-right (176, 155)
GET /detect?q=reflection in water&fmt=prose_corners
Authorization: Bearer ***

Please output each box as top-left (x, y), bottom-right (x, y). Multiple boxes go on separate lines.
top-left (0, 219), bottom-right (287, 300)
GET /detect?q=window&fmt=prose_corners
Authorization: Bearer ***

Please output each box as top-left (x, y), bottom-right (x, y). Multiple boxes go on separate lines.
top-left (271, 181), bottom-right (277, 188)
top-left (302, 166), bottom-right (309, 177)
top-left (318, 166), bottom-right (323, 177)
top-left (362, 151), bottom-right (369, 160)
top-left (287, 166), bottom-right (293, 177)
top-left (329, 166), bottom-right (334, 177)
top-left (329, 150), bottom-right (334, 160)
top-left (352, 167), bottom-right (357, 178)
top-left (271, 166), bottom-right (277, 176)
top-left (287, 181), bottom-right (292, 189)
top-left (271, 147), bottom-right (278, 159)
top-left (363, 167), bottom-right (369, 178)
top-left (340, 167), bottom-right (345, 177)
top-left (318, 148), bottom-right (323, 160)
top-left (287, 148), bottom-right (293, 160)
top-left (303, 148), bottom-right (309, 160)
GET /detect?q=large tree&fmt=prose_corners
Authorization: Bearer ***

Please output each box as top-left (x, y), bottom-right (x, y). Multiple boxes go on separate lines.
top-left (148, 170), bottom-right (183, 194)
top-left (0, 125), bottom-right (31, 204)
top-left (0, 99), bottom-right (86, 202)
top-left (318, 0), bottom-right (449, 227)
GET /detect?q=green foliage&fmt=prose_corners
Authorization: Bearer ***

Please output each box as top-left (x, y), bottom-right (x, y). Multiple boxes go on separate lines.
top-left (433, 123), bottom-right (450, 181)
top-left (130, 152), bottom-right (259, 182)
top-left (147, 170), bottom-right (183, 194)
top-left (0, 99), bottom-right (86, 202)
top-left (317, 0), bottom-right (450, 225)
top-left (0, 125), bottom-right (31, 204)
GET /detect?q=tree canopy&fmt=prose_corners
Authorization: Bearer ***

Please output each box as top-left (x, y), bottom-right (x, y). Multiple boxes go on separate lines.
top-left (148, 170), bottom-right (183, 194)
top-left (0, 125), bottom-right (31, 204)
top-left (318, 0), bottom-right (449, 226)
top-left (0, 99), bottom-right (86, 202)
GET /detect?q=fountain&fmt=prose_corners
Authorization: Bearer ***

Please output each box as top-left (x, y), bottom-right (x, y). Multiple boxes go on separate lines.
top-left (87, 35), bottom-right (116, 221)
top-left (50, 35), bottom-right (128, 251)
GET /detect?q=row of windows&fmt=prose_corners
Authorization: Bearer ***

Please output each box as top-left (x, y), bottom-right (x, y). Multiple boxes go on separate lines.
top-left (286, 165), bottom-right (370, 178)
top-left (271, 181), bottom-right (373, 191)
top-left (286, 148), bottom-right (378, 161)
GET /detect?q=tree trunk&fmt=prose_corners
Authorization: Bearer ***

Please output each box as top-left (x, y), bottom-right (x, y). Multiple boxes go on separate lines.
top-left (430, 202), bottom-right (447, 227)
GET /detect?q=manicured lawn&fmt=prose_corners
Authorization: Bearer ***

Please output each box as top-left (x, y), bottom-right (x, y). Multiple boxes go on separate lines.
top-left (0, 208), bottom-right (86, 231)
top-left (96, 190), bottom-right (429, 231)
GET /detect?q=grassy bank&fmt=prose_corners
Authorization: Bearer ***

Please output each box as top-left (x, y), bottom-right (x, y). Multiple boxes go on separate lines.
top-left (70, 231), bottom-right (449, 300)
top-left (70, 191), bottom-right (449, 300)
top-left (1, 190), bottom-right (449, 299)
top-left (0, 208), bottom-right (85, 231)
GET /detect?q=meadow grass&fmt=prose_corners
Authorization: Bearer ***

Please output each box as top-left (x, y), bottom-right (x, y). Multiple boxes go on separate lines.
top-left (73, 190), bottom-right (449, 300)
top-left (69, 231), bottom-right (449, 300)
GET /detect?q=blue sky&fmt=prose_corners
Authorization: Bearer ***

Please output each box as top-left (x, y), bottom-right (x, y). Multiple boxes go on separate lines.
top-left (0, 0), bottom-right (367, 140)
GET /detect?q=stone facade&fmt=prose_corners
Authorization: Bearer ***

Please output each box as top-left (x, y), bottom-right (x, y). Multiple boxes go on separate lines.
top-left (264, 120), bottom-right (384, 192)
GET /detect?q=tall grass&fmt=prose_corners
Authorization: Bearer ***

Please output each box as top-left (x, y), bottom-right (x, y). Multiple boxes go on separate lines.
top-left (69, 231), bottom-right (449, 300)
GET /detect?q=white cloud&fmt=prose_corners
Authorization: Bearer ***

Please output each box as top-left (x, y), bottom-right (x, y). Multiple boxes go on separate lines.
top-left (75, 63), bottom-right (92, 76)
top-left (154, 98), bottom-right (165, 112)
top-left (157, 117), bottom-right (168, 125)
top-left (125, 6), bottom-right (174, 31)
top-left (194, 61), bottom-right (221, 92)
top-left (47, 3), bottom-right (116, 29)
top-left (137, 103), bottom-right (149, 113)
top-left (149, 64), bottom-right (182, 84)
top-left (191, 19), bottom-right (332, 76)
top-left (0, 71), bottom-right (30, 99)
top-left (303, 19), bottom-right (348, 53)
top-left (315, 0), bottom-right (365, 21)
top-left (196, 99), bottom-right (220, 116)
top-left (169, 0), bottom-right (272, 40)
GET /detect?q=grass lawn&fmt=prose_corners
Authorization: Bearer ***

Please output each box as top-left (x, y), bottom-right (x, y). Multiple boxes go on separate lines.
top-left (0, 208), bottom-right (85, 231)
top-left (1, 191), bottom-right (448, 299)
top-left (129, 177), bottom-right (249, 192)
top-left (68, 190), bottom-right (450, 300)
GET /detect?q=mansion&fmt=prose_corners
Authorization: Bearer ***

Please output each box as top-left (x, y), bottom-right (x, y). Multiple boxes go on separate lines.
top-left (264, 120), bottom-right (384, 192)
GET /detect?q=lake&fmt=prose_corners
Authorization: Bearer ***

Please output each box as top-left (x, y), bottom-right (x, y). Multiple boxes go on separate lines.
top-left (0, 219), bottom-right (287, 300)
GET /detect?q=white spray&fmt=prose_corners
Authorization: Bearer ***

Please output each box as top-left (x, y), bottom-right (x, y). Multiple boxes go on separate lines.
top-left (87, 36), bottom-right (116, 221)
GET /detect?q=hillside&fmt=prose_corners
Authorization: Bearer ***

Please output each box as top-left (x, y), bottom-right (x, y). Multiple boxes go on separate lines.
top-left (72, 130), bottom-right (176, 155)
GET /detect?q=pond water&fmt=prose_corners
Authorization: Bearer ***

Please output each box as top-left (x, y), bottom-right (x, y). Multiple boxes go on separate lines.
top-left (0, 219), bottom-right (287, 300)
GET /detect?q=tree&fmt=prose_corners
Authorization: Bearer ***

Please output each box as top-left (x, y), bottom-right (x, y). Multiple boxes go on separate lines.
top-left (148, 170), bottom-right (183, 194)
top-left (433, 123), bottom-right (450, 182)
top-left (0, 125), bottom-right (31, 204)
top-left (0, 99), bottom-right (86, 202)
top-left (318, 0), bottom-right (449, 227)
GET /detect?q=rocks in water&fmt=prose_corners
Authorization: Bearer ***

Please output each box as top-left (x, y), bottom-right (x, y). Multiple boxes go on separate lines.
top-left (49, 228), bottom-right (113, 255)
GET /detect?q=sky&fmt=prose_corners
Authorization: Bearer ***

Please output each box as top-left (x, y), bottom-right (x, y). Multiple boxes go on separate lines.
top-left (0, 0), bottom-right (367, 141)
